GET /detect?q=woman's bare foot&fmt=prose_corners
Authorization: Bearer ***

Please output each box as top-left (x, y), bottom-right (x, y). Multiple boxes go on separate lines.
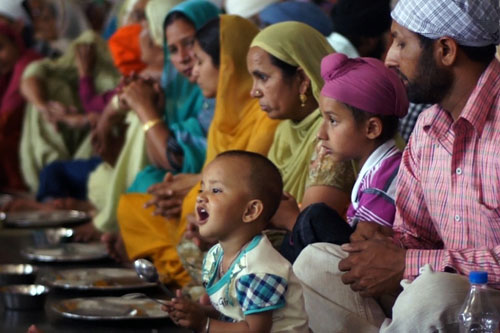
top-left (73, 221), bottom-right (102, 242)
top-left (101, 232), bottom-right (130, 263)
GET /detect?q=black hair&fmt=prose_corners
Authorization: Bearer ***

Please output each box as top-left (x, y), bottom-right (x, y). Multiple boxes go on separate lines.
top-left (346, 104), bottom-right (399, 144)
top-left (216, 150), bottom-right (283, 223)
top-left (330, 0), bottom-right (391, 38)
top-left (269, 53), bottom-right (298, 79)
top-left (416, 33), bottom-right (496, 65)
top-left (195, 17), bottom-right (220, 68)
top-left (164, 11), bottom-right (191, 29)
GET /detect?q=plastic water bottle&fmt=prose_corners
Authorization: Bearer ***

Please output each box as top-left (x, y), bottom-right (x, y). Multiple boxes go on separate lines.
top-left (458, 271), bottom-right (500, 333)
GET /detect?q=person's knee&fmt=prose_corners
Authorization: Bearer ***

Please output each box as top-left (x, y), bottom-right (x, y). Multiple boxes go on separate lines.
top-left (293, 243), bottom-right (346, 281)
top-left (297, 203), bottom-right (351, 239)
top-left (301, 202), bottom-right (342, 222)
top-left (385, 268), bottom-right (469, 332)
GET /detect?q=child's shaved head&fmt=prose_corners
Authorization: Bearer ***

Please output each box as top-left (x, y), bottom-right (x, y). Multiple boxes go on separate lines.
top-left (216, 150), bottom-right (283, 222)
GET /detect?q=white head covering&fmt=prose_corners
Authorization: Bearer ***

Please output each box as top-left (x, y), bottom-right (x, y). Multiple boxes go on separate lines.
top-left (392, 0), bottom-right (500, 47)
top-left (327, 32), bottom-right (360, 58)
top-left (224, 0), bottom-right (278, 18)
top-left (0, 0), bottom-right (31, 24)
top-left (145, 0), bottom-right (181, 47)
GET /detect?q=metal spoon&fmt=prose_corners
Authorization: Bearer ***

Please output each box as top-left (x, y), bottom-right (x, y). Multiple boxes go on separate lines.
top-left (134, 259), bottom-right (174, 298)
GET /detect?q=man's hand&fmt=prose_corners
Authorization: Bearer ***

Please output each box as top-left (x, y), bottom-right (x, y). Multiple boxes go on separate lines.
top-left (350, 221), bottom-right (394, 243)
top-left (338, 232), bottom-right (405, 297)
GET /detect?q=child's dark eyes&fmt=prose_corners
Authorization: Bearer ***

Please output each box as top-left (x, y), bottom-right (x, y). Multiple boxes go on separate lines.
top-left (329, 116), bottom-right (337, 124)
top-left (211, 188), bottom-right (222, 194)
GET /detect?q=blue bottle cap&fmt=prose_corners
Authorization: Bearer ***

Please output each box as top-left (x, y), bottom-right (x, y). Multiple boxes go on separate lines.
top-left (469, 271), bottom-right (488, 284)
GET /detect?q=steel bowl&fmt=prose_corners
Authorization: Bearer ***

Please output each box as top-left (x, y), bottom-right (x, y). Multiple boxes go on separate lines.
top-left (0, 284), bottom-right (49, 310)
top-left (0, 264), bottom-right (38, 286)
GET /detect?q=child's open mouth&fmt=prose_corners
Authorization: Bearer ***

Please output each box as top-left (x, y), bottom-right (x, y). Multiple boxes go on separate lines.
top-left (196, 206), bottom-right (209, 223)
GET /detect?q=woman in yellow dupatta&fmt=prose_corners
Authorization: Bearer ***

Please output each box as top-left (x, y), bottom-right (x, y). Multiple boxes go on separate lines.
top-left (117, 14), bottom-right (279, 286)
top-left (248, 22), bottom-right (356, 213)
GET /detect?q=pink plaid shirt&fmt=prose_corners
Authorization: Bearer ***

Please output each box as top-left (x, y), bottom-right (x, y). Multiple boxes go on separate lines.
top-left (393, 59), bottom-right (500, 288)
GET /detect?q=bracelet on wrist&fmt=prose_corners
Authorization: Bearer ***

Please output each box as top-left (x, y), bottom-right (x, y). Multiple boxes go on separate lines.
top-left (204, 317), bottom-right (210, 333)
top-left (142, 118), bottom-right (162, 133)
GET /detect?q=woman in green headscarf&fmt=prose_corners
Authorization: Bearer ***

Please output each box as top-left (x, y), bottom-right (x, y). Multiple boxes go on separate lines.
top-left (122, 0), bottom-right (220, 192)
top-left (88, 0), bottom-right (219, 233)
top-left (247, 21), bottom-right (356, 219)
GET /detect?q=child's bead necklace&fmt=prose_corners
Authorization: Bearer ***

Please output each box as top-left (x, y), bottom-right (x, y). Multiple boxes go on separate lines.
top-left (219, 248), bottom-right (242, 277)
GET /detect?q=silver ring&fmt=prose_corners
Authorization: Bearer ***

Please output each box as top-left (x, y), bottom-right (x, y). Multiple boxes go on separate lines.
top-left (254, 89), bottom-right (263, 96)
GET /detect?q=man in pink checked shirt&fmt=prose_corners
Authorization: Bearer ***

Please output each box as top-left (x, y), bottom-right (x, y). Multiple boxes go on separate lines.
top-left (293, 0), bottom-right (500, 332)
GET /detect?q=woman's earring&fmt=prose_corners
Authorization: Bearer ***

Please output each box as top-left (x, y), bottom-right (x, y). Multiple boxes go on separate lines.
top-left (300, 93), bottom-right (307, 107)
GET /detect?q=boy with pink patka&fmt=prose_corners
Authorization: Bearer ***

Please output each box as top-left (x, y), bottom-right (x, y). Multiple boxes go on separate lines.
top-left (281, 53), bottom-right (408, 262)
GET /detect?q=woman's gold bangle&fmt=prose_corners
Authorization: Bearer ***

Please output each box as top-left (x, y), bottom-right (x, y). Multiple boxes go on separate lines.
top-left (143, 118), bottom-right (162, 133)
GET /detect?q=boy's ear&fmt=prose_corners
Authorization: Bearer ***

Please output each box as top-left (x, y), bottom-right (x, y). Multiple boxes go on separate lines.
top-left (365, 117), bottom-right (383, 140)
top-left (242, 199), bottom-right (264, 223)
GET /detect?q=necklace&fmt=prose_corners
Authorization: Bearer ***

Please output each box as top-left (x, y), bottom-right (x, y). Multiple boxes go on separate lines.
top-left (218, 239), bottom-right (254, 277)
top-left (219, 248), bottom-right (242, 277)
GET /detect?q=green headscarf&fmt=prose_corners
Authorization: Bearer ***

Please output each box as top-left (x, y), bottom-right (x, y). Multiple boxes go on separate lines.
top-left (251, 22), bottom-right (334, 201)
top-left (251, 21), bottom-right (333, 101)
top-left (128, 0), bottom-right (220, 192)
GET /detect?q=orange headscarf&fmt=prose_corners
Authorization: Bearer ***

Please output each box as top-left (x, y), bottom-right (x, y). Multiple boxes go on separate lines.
top-left (108, 23), bottom-right (146, 75)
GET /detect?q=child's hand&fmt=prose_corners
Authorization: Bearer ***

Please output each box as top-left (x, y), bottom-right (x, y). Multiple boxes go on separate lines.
top-left (163, 290), bottom-right (208, 332)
